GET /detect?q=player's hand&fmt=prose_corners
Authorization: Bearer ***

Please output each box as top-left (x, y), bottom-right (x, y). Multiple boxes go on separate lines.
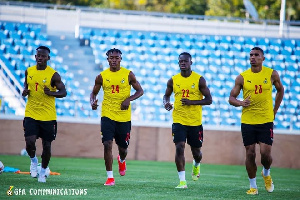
top-left (121, 99), bottom-right (130, 110)
top-left (181, 98), bottom-right (192, 105)
top-left (241, 96), bottom-right (251, 107)
top-left (44, 86), bottom-right (51, 96)
top-left (273, 110), bottom-right (277, 120)
top-left (22, 88), bottom-right (30, 97)
top-left (164, 102), bottom-right (173, 111)
top-left (91, 99), bottom-right (99, 110)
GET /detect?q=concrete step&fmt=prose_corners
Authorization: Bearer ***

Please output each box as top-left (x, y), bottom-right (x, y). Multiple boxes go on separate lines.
top-left (48, 31), bottom-right (100, 93)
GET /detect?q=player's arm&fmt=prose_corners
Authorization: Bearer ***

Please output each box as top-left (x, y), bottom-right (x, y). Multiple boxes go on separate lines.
top-left (121, 71), bottom-right (144, 110)
top-left (228, 75), bottom-right (250, 107)
top-left (90, 74), bottom-right (103, 110)
top-left (163, 78), bottom-right (173, 111)
top-left (22, 70), bottom-right (30, 97)
top-left (271, 70), bottom-right (284, 117)
top-left (181, 76), bottom-right (212, 106)
top-left (45, 72), bottom-right (67, 98)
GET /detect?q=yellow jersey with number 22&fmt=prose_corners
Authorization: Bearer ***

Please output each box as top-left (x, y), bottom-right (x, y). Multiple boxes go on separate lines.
top-left (172, 71), bottom-right (203, 126)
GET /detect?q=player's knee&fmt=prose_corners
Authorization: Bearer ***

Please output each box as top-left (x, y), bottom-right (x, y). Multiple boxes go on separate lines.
top-left (261, 152), bottom-right (271, 161)
top-left (246, 150), bottom-right (256, 160)
top-left (175, 143), bottom-right (185, 155)
top-left (103, 141), bottom-right (112, 150)
top-left (25, 138), bottom-right (36, 149)
top-left (42, 141), bottom-right (51, 153)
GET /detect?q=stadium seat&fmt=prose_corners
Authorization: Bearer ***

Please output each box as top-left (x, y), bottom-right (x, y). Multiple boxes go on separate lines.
top-left (6, 25), bottom-right (290, 129)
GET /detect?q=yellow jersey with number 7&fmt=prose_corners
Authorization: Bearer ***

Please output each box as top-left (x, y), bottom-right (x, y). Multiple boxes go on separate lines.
top-left (25, 65), bottom-right (57, 121)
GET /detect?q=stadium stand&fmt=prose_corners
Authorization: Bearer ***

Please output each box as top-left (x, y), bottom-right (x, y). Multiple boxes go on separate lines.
top-left (0, 16), bottom-right (299, 130)
top-left (75, 27), bottom-right (300, 130)
top-left (0, 21), bottom-right (76, 117)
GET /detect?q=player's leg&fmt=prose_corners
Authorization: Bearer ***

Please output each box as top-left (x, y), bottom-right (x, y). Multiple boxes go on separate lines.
top-left (258, 122), bottom-right (274, 192)
top-left (103, 140), bottom-right (114, 185)
top-left (38, 139), bottom-right (52, 183)
top-left (23, 117), bottom-right (39, 178)
top-left (117, 146), bottom-right (127, 176)
top-left (188, 125), bottom-right (203, 181)
top-left (175, 141), bottom-right (187, 188)
top-left (172, 123), bottom-right (187, 188)
top-left (190, 147), bottom-right (201, 181)
top-left (260, 143), bottom-right (274, 192)
top-left (245, 144), bottom-right (258, 194)
top-left (260, 143), bottom-right (272, 173)
top-left (245, 144), bottom-right (257, 182)
top-left (38, 120), bottom-right (57, 183)
top-left (115, 121), bottom-right (131, 176)
top-left (101, 117), bottom-right (116, 185)
top-left (242, 123), bottom-right (258, 195)
top-left (103, 140), bottom-right (114, 172)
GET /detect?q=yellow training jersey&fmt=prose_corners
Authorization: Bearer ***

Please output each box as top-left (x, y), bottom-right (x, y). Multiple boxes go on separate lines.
top-left (241, 66), bottom-right (274, 124)
top-left (172, 71), bottom-right (203, 126)
top-left (101, 67), bottom-right (131, 122)
top-left (25, 66), bottom-right (57, 121)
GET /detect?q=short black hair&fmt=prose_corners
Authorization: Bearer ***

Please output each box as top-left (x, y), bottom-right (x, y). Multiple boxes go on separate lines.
top-left (36, 46), bottom-right (50, 53)
top-left (251, 47), bottom-right (264, 55)
top-left (179, 52), bottom-right (192, 59)
top-left (106, 48), bottom-right (122, 56)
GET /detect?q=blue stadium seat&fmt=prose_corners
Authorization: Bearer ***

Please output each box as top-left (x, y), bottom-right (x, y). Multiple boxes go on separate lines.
top-left (4, 22), bottom-right (16, 32)
top-left (23, 32), bottom-right (36, 40)
top-left (257, 38), bottom-right (269, 46)
top-left (244, 37), bottom-right (257, 46)
top-left (0, 30), bottom-right (8, 39)
top-left (218, 43), bottom-right (230, 51)
top-left (17, 23), bottom-right (29, 32)
top-left (281, 48), bottom-right (292, 56)
top-left (29, 25), bottom-right (42, 35)
top-left (220, 35), bottom-right (232, 44)
top-left (269, 38), bottom-right (282, 48)
top-left (10, 31), bottom-right (22, 40)
top-left (6, 47), bottom-right (18, 54)
top-left (78, 26), bottom-right (299, 128)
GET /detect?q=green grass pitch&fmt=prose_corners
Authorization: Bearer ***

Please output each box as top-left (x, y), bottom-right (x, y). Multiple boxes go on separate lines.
top-left (0, 155), bottom-right (299, 199)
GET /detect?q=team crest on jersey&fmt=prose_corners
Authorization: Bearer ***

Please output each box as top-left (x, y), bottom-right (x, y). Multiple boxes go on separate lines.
top-left (42, 78), bottom-right (47, 84)
top-left (176, 84), bottom-right (180, 88)
top-left (121, 78), bottom-right (125, 84)
top-left (191, 83), bottom-right (195, 89)
top-left (263, 78), bottom-right (268, 84)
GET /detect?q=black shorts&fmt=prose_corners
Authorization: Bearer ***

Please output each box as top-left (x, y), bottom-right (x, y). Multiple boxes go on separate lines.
top-left (101, 117), bottom-right (131, 149)
top-left (241, 122), bottom-right (274, 146)
top-left (23, 117), bottom-right (57, 142)
top-left (172, 123), bottom-right (203, 148)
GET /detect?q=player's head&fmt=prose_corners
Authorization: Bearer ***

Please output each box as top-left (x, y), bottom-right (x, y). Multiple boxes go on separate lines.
top-left (249, 47), bottom-right (265, 67)
top-left (35, 46), bottom-right (50, 66)
top-left (178, 52), bottom-right (192, 71)
top-left (106, 48), bottom-right (122, 70)
top-left (251, 47), bottom-right (264, 55)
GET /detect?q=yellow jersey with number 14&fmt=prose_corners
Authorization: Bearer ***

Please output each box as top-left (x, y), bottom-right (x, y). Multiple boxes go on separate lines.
top-left (172, 71), bottom-right (203, 126)
top-left (25, 65), bottom-right (57, 121)
top-left (241, 66), bottom-right (274, 124)
top-left (101, 67), bottom-right (131, 122)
